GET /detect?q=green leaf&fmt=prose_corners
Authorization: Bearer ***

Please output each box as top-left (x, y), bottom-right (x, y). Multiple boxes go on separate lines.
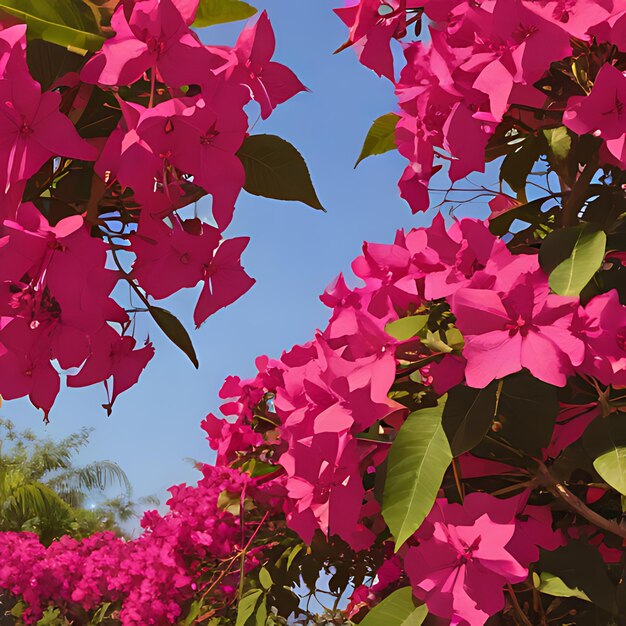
top-left (355, 113), bottom-right (400, 167)
top-left (594, 447), bottom-right (626, 495)
top-left (259, 567), bottom-right (272, 590)
top-left (402, 606), bottom-right (428, 626)
top-left (286, 543), bottom-right (304, 570)
top-left (36, 608), bottom-right (62, 626)
top-left (488, 196), bottom-right (552, 237)
top-left (359, 587), bottom-right (426, 626)
top-left (545, 225), bottom-right (606, 296)
top-left (385, 315), bottom-right (428, 341)
top-left (535, 572), bottom-right (591, 602)
top-left (486, 373), bottom-right (558, 459)
top-left (255, 594), bottom-right (267, 626)
top-left (383, 400), bottom-right (452, 551)
top-left (0, 0), bottom-right (105, 52)
top-left (543, 126), bottom-right (572, 161)
top-left (585, 415), bottom-right (626, 495)
top-left (180, 600), bottom-right (203, 626)
top-left (539, 540), bottom-right (617, 614)
top-left (147, 305), bottom-right (199, 369)
top-left (237, 134), bottom-right (325, 212)
top-left (193, 0), bottom-right (257, 27)
top-left (499, 134), bottom-right (547, 196)
top-left (235, 589), bottom-right (263, 626)
top-left (443, 382), bottom-right (498, 457)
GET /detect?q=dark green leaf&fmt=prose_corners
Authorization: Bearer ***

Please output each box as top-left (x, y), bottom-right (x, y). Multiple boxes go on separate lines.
top-left (359, 587), bottom-right (427, 626)
top-left (148, 306), bottom-right (199, 369)
top-left (539, 541), bottom-right (617, 614)
top-left (237, 134), bottom-right (325, 211)
top-left (26, 40), bottom-right (84, 91)
top-left (383, 400), bottom-right (452, 551)
top-left (540, 225), bottom-right (606, 297)
top-left (355, 113), bottom-right (400, 167)
top-left (0, 0), bottom-right (105, 52)
top-left (497, 373), bottom-right (558, 457)
top-left (499, 134), bottom-right (547, 196)
top-left (193, 0), bottom-right (257, 27)
top-left (443, 382), bottom-right (498, 457)
top-left (235, 589), bottom-right (263, 626)
top-left (489, 196), bottom-right (552, 237)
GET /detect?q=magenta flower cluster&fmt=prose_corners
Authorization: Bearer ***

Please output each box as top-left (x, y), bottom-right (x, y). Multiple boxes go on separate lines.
top-left (0, 0), bottom-right (305, 419)
top-left (335, 0), bottom-right (626, 211)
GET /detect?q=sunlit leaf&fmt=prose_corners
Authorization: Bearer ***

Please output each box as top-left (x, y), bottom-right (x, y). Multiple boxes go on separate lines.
top-left (355, 113), bottom-right (400, 167)
top-left (0, 0), bottom-right (105, 52)
top-left (193, 0), bottom-right (257, 27)
top-left (383, 400), bottom-right (451, 551)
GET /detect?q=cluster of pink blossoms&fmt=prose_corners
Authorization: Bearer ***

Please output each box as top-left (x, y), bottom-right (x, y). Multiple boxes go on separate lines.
top-left (0, 0), bottom-right (305, 418)
top-left (204, 213), bottom-right (626, 624)
top-left (2, 212), bottom-right (624, 624)
top-left (0, 464), bottom-right (276, 625)
top-left (335, 0), bottom-right (626, 210)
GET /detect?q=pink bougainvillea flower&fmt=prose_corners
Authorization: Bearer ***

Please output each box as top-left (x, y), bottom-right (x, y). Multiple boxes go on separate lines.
top-left (68, 325), bottom-right (154, 409)
top-left (0, 23), bottom-right (26, 76)
top-left (136, 82), bottom-right (248, 228)
top-left (563, 63), bottom-right (626, 167)
top-left (451, 271), bottom-right (584, 387)
top-left (406, 519), bottom-right (525, 624)
top-left (405, 494), bottom-right (529, 625)
top-left (81, 0), bottom-right (204, 87)
top-left (228, 11), bottom-right (307, 119)
top-left (193, 236), bottom-right (255, 327)
top-left (0, 58), bottom-right (97, 192)
top-left (577, 289), bottom-right (626, 387)
top-left (334, 0), bottom-right (423, 80)
top-left (0, 319), bottom-right (60, 419)
top-left (132, 214), bottom-right (221, 299)
top-left (132, 214), bottom-right (254, 327)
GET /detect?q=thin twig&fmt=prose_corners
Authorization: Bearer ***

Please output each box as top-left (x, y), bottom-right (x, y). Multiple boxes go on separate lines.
top-left (507, 583), bottom-right (533, 626)
top-left (534, 461), bottom-right (626, 539)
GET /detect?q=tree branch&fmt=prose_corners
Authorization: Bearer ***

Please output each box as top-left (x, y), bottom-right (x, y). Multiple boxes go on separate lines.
top-left (534, 462), bottom-right (626, 539)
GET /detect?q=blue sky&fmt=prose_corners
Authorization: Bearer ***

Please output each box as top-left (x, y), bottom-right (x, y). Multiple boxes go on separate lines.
top-left (3, 1), bottom-right (494, 518)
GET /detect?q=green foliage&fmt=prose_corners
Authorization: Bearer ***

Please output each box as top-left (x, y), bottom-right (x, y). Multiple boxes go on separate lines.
top-left (0, 0), bottom-right (105, 52)
top-left (0, 419), bottom-right (139, 542)
top-left (385, 315), bottom-right (428, 341)
top-left (192, 0), bottom-right (257, 27)
top-left (474, 373), bottom-right (559, 462)
top-left (355, 113), bottom-right (400, 167)
top-left (442, 382), bottom-right (499, 457)
top-left (499, 133), bottom-right (547, 201)
top-left (148, 305), bottom-right (199, 369)
top-left (584, 414), bottom-right (626, 496)
top-left (382, 400), bottom-right (452, 551)
top-left (237, 134), bottom-right (325, 212)
top-left (535, 572), bottom-right (591, 602)
top-left (235, 589), bottom-right (263, 626)
top-left (358, 587), bottom-right (427, 626)
top-left (542, 225), bottom-right (607, 296)
top-left (539, 540), bottom-right (617, 615)
top-left (543, 126), bottom-right (572, 161)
